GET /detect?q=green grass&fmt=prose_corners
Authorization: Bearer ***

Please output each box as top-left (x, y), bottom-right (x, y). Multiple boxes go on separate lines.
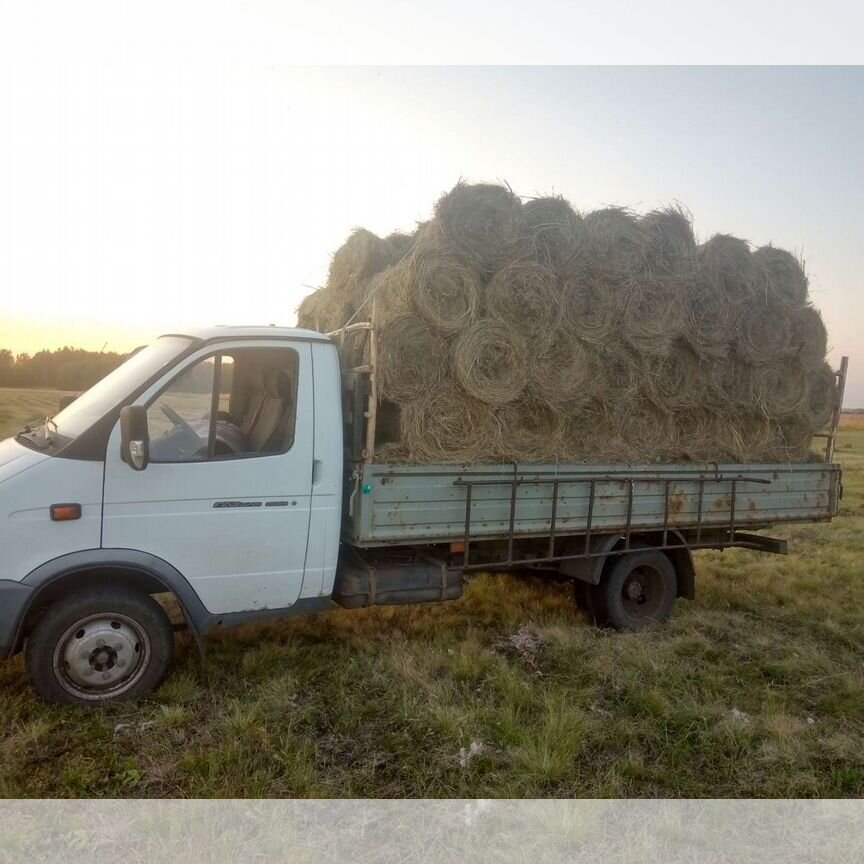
top-left (0, 387), bottom-right (70, 435)
top-left (1, 392), bottom-right (863, 797)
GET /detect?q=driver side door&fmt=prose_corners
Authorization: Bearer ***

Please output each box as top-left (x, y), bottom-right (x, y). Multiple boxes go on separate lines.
top-left (101, 340), bottom-right (314, 615)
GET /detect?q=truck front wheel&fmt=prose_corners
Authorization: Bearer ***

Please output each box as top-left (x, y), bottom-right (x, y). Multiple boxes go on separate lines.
top-left (25, 586), bottom-right (175, 706)
top-left (591, 548), bottom-right (678, 631)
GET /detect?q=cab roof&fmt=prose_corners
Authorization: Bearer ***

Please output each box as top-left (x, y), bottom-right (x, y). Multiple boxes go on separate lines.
top-left (162, 324), bottom-right (332, 344)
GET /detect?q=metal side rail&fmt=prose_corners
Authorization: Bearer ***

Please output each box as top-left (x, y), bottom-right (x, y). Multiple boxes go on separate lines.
top-left (454, 471), bottom-right (775, 571)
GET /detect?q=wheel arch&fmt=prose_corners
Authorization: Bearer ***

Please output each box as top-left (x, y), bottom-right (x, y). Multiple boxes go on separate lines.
top-left (10, 549), bottom-right (212, 655)
top-left (560, 530), bottom-right (695, 600)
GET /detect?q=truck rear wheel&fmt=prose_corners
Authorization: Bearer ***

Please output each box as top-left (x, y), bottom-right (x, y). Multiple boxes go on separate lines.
top-left (25, 586), bottom-right (175, 706)
top-left (591, 548), bottom-right (677, 631)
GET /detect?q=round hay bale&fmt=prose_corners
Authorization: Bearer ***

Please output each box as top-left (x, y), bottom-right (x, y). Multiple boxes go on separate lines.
top-left (494, 396), bottom-right (567, 462)
top-left (682, 235), bottom-right (754, 359)
top-left (529, 329), bottom-right (596, 410)
top-left (718, 410), bottom-right (777, 462)
top-left (400, 387), bottom-right (501, 464)
top-left (698, 234), bottom-right (756, 297)
top-left (803, 362), bottom-right (836, 430)
top-left (641, 344), bottom-right (704, 410)
top-left (485, 261), bottom-right (562, 347)
top-left (434, 182), bottom-right (523, 274)
top-left (520, 196), bottom-right (582, 271)
top-left (735, 300), bottom-right (793, 365)
top-left (771, 417), bottom-right (813, 461)
top-left (578, 207), bottom-right (644, 274)
top-left (562, 275), bottom-right (617, 344)
top-left (377, 314), bottom-right (448, 402)
top-left (619, 279), bottom-right (685, 356)
top-left (752, 245), bottom-right (808, 309)
top-left (296, 286), bottom-right (354, 333)
top-left (382, 230), bottom-right (416, 266)
top-left (702, 357), bottom-right (754, 408)
top-left (788, 304), bottom-right (828, 372)
top-left (367, 264), bottom-right (413, 327)
top-left (606, 398), bottom-right (677, 463)
top-left (327, 228), bottom-right (392, 304)
top-left (749, 362), bottom-right (809, 417)
top-left (638, 205), bottom-right (697, 277)
top-left (452, 319), bottom-right (529, 406)
top-left (411, 252), bottom-right (481, 334)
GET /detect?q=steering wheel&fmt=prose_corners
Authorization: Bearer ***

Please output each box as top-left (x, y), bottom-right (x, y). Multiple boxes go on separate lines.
top-left (161, 404), bottom-right (196, 436)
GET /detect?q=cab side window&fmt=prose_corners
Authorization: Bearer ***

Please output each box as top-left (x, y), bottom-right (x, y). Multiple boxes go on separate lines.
top-left (147, 347), bottom-right (298, 463)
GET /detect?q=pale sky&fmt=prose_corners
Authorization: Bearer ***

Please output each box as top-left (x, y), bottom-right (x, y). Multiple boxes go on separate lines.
top-left (0, 66), bottom-right (862, 402)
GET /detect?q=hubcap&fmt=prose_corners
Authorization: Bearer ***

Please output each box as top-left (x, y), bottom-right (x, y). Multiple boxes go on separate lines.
top-left (621, 565), bottom-right (665, 621)
top-left (53, 613), bottom-right (150, 699)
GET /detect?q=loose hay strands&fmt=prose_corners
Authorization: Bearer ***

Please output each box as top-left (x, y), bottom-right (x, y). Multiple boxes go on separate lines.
top-left (434, 182), bottom-right (523, 274)
top-left (400, 387), bottom-right (500, 464)
top-left (494, 396), bottom-right (567, 463)
top-left (411, 252), bottom-right (481, 335)
top-left (530, 329), bottom-right (595, 410)
top-left (520, 196), bottom-right (582, 271)
top-left (377, 314), bottom-right (449, 402)
top-left (485, 261), bottom-right (562, 347)
top-left (453, 318), bottom-right (529, 406)
top-left (752, 245), bottom-right (809, 309)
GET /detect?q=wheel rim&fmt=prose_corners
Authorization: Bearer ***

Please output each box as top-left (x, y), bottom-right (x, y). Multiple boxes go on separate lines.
top-left (52, 612), bottom-right (151, 701)
top-left (620, 564), bottom-right (667, 624)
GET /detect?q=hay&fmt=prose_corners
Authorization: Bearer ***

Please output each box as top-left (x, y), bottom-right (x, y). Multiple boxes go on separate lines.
top-left (434, 182), bottom-right (523, 274)
top-left (485, 261), bottom-right (562, 347)
top-left (750, 362), bottom-right (809, 417)
top-left (452, 318), bottom-right (529, 406)
top-left (411, 252), bottom-right (481, 334)
top-left (400, 388), bottom-right (500, 464)
top-left (520, 196), bottom-right (582, 271)
top-left (563, 276), bottom-right (616, 344)
top-left (578, 207), bottom-right (644, 273)
top-left (296, 182), bottom-right (834, 467)
top-left (804, 362), bottom-right (836, 429)
top-left (377, 314), bottom-right (448, 402)
top-left (752, 245), bottom-right (809, 308)
top-left (619, 279), bottom-right (685, 356)
top-left (736, 300), bottom-right (793, 365)
top-left (494, 396), bottom-right (566, 462)
top-left (327, 229), bottom-right (393, 306)
top-left (639, 205), bottom-right (697, 277)
top-left (789, 305), bottom-right (828, 372)
top-left (530, 329), bottom-right (595, 410)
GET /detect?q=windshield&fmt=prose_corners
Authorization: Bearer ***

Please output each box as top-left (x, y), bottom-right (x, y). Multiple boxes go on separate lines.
top-left (43, 336), bottom-right (194, 443)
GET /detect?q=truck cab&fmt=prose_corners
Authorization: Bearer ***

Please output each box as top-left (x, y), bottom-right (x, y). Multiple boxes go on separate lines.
top-left (0, 326), bottom-right (343, 704)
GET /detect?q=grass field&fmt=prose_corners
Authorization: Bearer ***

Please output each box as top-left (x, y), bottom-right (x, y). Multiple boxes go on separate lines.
top-left (0, 391), bottom-right (863, 797)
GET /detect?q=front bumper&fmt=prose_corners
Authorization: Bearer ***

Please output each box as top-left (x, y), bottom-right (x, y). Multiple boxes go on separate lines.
top-left (0, 580), bottom-right (34, 658)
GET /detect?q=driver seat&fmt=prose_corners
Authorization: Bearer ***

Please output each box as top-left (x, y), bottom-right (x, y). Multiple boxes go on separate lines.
top-left (248, 368), bottom-right (294, 453)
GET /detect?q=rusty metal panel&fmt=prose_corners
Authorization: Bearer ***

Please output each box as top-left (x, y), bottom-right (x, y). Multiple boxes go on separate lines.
top-left (346, 462), bottom-right (841, 547)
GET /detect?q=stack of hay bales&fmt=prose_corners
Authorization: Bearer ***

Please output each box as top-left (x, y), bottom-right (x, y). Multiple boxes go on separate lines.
top-left (297, 182), bottom-right (836, 465)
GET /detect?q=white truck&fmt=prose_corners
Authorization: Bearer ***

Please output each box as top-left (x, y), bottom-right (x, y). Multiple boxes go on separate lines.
top-left (0, 325), bottom-right (846, 705)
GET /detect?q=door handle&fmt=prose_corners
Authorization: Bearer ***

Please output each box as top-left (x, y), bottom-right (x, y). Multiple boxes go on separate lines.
top-left (312, 460), bottom-right (323, 486)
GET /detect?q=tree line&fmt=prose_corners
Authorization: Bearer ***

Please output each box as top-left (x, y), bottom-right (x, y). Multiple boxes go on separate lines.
top-left (0, 347), bottom-right (130, 391)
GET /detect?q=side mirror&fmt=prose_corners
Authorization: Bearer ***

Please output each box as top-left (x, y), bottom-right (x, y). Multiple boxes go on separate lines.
top-left (120, 405), bottom-right (149, 471)
top-left (58, 394), bottom-right (78, 411)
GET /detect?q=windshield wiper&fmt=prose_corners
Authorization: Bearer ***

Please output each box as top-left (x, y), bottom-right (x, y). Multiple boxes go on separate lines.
top-left (43, 416), bottom-right (58, 445)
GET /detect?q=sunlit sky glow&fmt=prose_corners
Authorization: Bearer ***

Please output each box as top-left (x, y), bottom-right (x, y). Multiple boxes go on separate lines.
top-left (1, 66), bottom-right (862, 401)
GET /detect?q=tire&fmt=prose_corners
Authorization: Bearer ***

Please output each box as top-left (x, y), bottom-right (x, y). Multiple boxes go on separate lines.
top-left (25, 585), bottom-right (175, 706)
top-left (590, 548), bottom-right (678, 631)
